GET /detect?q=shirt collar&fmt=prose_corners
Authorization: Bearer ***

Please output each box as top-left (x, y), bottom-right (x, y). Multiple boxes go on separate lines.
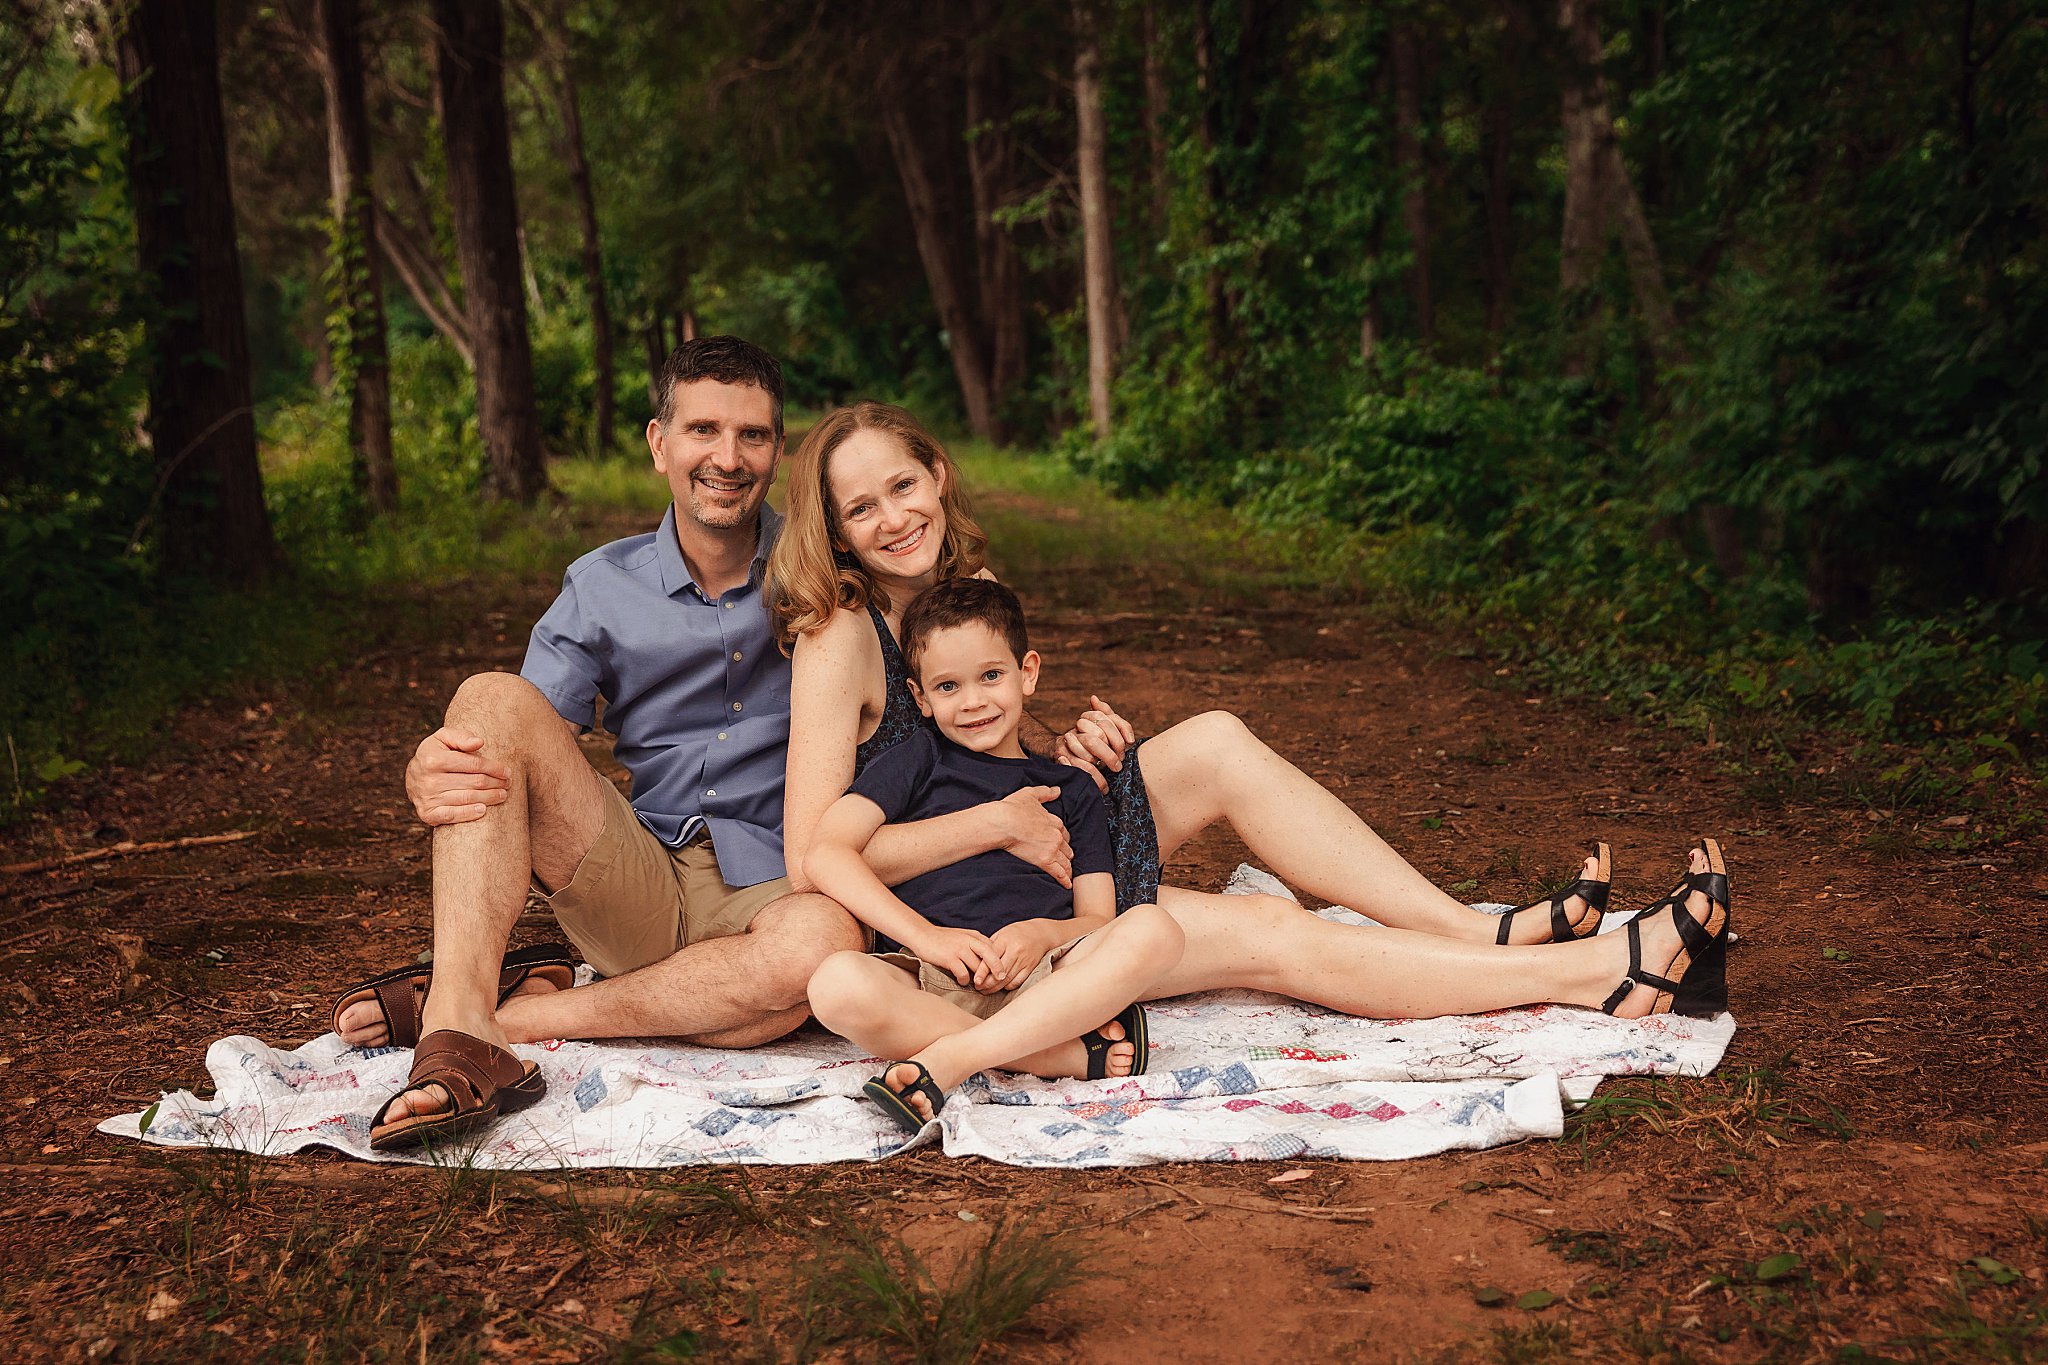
top-left (657, 504), bottom-right (783, 600)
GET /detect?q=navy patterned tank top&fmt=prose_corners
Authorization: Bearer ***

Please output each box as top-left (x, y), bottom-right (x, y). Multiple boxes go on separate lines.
top-left (851, 599), bottom-right (929, 777)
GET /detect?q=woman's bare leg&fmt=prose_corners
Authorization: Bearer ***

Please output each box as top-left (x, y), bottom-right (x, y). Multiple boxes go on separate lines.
top-left (1147, 875), bottom-right (1712, 1020)
top-left (1139, 710), bottom-right (1562, 942)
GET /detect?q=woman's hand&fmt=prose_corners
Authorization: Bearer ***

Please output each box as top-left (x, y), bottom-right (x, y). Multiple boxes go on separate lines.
top-left (989, 786), bottom-right (1074, 886)
top-left (986, 919), bottom-right (1063, 991)
top-left (406, 728), bottom-right (510, 826)
top-left (1053, 695), bottom-right (1135, 793)
top-left (909, 926), bottom-right (1002, 989)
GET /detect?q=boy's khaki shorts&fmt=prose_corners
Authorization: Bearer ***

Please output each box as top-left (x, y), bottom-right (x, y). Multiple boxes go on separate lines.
top-left (537, 779), bottom-right (792, 978)
top-left (872, 929), bottom-right (1091, 1020)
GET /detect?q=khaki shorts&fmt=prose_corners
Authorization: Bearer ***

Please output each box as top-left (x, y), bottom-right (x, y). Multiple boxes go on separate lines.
top-left (537, 778), bottom-right (792, 978)
top-left (873, 930), bottom-right (1090, 1021)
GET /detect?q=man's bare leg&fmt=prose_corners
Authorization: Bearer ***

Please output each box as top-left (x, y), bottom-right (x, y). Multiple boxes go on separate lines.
top-left (497, 890), bottom-right (863, 1047)
top-left (1137, 711), bottom-right (1551, 942)
top-left (365, 672), bottom-right (610, 1123)
top-left (367, 673), bottom-right (865, 1125)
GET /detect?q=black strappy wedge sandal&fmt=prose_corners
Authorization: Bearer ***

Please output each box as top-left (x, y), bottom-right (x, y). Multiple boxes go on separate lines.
top-left (1080, 1003), bottom-right (1149, 1079)
top-left (1494, 842), bottom-right (1611, 945)
top-left (1599, 838), bottom-right (1732, 1019)
top-left (862, 1060), bottom-right (947, 1135)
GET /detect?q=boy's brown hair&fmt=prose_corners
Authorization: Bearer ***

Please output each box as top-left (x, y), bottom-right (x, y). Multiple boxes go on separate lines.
top-left (900, 578), bottom-right (1029, 679)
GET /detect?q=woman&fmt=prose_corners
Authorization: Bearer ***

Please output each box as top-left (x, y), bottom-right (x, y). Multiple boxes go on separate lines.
top-left (770, 402), bottom-right (1730, 1022)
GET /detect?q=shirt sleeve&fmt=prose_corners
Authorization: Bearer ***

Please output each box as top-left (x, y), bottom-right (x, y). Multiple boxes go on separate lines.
top-left (1059, 774), bottom-right (1114, 878)
top-left (520, 572), bottom-right (609, 729)
top-left (846, 729), bottom-right (938, 824)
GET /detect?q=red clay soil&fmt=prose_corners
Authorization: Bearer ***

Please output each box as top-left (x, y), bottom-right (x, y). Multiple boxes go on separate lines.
top-left (1, 489), bottom-right (2044, 1363)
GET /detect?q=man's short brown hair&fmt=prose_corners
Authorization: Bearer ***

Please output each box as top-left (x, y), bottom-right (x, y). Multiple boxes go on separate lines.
top-left (900, 578), bottom-right (1029, 680)
top-left (654, 335), bottom-right (785, 435)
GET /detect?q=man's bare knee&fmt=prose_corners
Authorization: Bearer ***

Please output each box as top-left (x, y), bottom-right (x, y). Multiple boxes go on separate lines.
top-left (751, 894), bottom-right (865, 976)
top-left (446, 672), bottom-right (569, 749)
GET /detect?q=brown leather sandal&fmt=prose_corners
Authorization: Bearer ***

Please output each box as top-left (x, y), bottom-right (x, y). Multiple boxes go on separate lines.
top-left (330, 943), bottom-right (576, 1048)
top-left (368, 1029), bottom-right (547, 1151)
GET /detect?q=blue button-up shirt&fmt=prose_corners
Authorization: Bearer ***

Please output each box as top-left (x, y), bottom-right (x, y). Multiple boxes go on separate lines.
top-left (521, 505), bottom-right (790, 886)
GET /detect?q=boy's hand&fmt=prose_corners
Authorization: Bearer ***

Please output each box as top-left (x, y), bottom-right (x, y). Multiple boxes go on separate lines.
top-left (1053, 695), bottom-right (1134, 794)
top-left (992, 786), bottom-right (1073, 887)
top-left (986, 920), bottom-right (1064, 991)
top-left (910, 926), bottom-right (1001, 989)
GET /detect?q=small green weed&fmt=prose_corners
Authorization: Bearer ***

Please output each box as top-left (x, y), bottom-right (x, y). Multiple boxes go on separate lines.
top-left (1539, 1227), bottom-right (1670, 1272)
top-left (797, 1212), bottom-right (1090, 1365)
top-left (146, 1142), bottom-right (279, 1215)
top-left (1564, 1058), bottom-right (1855, 1160)
top-left (1487, 1321), bottom-right (1575, 1363)
top-left (1892, 1273), bottom-right (2048, 1362)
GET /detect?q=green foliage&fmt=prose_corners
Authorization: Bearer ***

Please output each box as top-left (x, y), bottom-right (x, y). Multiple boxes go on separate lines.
top-left (1065, 0), bottom-right (2047, 767)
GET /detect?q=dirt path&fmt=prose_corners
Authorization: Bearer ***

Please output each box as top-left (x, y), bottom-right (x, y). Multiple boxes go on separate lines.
top-left (2, 485), bottom-right (2045, 1362)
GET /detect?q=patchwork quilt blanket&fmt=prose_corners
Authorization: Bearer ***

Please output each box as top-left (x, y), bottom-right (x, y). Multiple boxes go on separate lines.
top-left (99, 867), bottom-right (1736, 1168)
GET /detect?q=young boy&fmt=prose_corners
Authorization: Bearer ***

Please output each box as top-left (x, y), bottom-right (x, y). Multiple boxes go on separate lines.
top-left (803, 578), bottom-right (1185, 1133)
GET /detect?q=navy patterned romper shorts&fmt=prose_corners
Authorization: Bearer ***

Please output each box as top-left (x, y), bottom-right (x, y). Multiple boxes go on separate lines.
top-left (853, 599), bottom-right (1163, 914)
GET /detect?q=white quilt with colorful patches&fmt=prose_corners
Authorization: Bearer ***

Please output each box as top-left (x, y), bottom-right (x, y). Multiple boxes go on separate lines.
top-left (98, 867), bottom-right (1736, 1168)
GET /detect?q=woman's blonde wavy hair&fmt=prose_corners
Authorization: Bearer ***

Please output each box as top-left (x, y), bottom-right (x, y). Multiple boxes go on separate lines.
top-left (768, 402), bottom-right (988, 652)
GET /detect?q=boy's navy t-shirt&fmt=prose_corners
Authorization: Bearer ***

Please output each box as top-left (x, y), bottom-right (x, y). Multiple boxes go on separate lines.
top-left (847, 728), bottom-right (1114, 939)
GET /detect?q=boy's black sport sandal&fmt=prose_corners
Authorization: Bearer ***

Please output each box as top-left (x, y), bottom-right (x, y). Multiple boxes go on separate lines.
top-left (862, 1060), bottom-right (947, 1135)
top-left (1599, 838), bottom-right (1732, 1019)
top-left (1494, 842), bottom-right (1611, 945)
top-left (1080, 1003), bottom-right (1149, 1079)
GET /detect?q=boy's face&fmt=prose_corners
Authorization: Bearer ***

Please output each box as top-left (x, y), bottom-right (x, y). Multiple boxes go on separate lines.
top-left (908, 622), bottom-right (1040, 756)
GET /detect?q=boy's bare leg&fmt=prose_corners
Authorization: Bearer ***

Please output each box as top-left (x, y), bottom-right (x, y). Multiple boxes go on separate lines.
top-left (810, 919), bottom-right (1174, 1125)
top-left (911, 905), bottom-right (1181, 1091)
top-left (1138, 711), bottom-right (1572, 943)
top-left (808, 953), bottom-right (990, 1066)
top-left (1148, 859), bottom-right (1713, 1019)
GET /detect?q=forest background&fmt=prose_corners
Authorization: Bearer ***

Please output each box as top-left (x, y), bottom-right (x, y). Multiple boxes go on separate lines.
top-left (3, 0), bottom-right (2044, 831)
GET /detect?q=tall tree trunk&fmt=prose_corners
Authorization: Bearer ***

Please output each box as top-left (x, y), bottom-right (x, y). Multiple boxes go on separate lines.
top-left (117, 0), bottom-right (277, 583)
top-left (964, 5), bottom-right (1026, 438)
top-left (1482, 5), bottom-right (1529, 338)
top-left (1560, 0), bottom-right (1723, 566)
top-left (1191, 1), bottom-right (1227, 355)
top-left (1074, 0), bottom-right (1120, 439)
top-left (552, 60), bottom-right (614, 455)
top-left (1360, 210), bottom-right (1385, 361)
top-left (1559, 0), bottom-right (1674, 350)
top-left (313, 0), bottom-right (397, 513)
top-left (881, 99), bottom-right (996, 439)
top-left (432, 0), bottom-right (546, 503)
top-left (1556, 0), bottom-right (1609, 308)
top-left (1390, 23), bottom-right (1434, 344)
top-left (1140, 2), bottom-right (1170, 237)
top-left (642, 318), bottom-right (667, 413)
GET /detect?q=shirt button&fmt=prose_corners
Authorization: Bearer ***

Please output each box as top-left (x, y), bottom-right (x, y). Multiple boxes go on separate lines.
top-left (732, 701), bottom-right (743, 712)
top-left (717, 732), bottom-right (727, 741)
top-left (723, 601), bottom-right (735, 609)
top-left (705, 789), bottom-right (716, 797)
top-left (732, 651), bottom-right (743, 661)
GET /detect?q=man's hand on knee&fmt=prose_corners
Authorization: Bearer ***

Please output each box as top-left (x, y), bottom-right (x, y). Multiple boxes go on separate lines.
top-left (408, 726), bottom-right (510, 826)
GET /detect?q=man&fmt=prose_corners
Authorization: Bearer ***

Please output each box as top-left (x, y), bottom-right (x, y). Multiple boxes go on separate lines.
top-left (338, 337), bottom-right (866, 1150)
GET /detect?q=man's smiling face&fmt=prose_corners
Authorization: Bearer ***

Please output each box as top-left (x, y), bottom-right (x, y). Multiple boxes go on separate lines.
top-left (650, 379), bottom-right (781, 534)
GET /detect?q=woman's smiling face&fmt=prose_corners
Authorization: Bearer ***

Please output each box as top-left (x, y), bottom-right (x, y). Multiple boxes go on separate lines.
top-left (826, 428), bottom-right (949, 590)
